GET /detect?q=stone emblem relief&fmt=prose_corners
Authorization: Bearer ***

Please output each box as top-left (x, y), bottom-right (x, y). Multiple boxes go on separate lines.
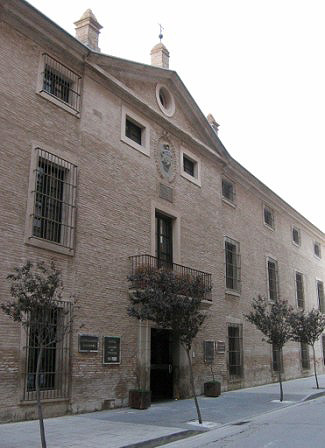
top-left (155, 134), bottom-right (176, 183)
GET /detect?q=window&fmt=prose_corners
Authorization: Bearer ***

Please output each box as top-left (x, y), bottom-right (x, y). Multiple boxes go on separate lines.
top-left (263, 205), bottom-right (274, 229)
top-left (155, 213), bottom-right (173, 265)
top-left (295, 272), bottom-right (304, 309)
top-left (225, 238), bottom-right (241, 293)
top-left (156, 84), bottom-right (175, 117)
top-left (301, 343), bottom-right (310, 369)
top-left (222, 178), bottom-right (235, 203)
top-left (272, 345), bottom-right (283, 372)
top-left (121, 106), bottom-right (150, 156)
top-left (317, 280), bottom-right (325, 313)
top-left (39, 54), bottom-right (81, 114)
top-left (23, 301), bottom-right (71, 401)
top-left (267, 258), bottom-right (279, 301)
top-left (228, 325), bottom-right (243, 377)
top-left (292, 227), bottom-right (301, 246)
top-left (180, 148), bottom-right (201, 186)
top-left (26, 147), bottom-right (77, 255)
top-left (314, 242), bottom-right (321, 258)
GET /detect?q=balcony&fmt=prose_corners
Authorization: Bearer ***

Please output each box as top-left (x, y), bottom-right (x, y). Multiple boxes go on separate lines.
top-left (129, 254), bottom-right (212, 301)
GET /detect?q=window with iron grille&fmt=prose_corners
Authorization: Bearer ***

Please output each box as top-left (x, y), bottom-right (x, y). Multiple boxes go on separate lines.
top-left (225, 238), bottom-right (241, 292)
top-left (314, 242), bottom-right (321, 258)
top-left (222, 179), bottom-right (235, 203)
top-left (264, 205), bottom-right (274, 229)
top-left (292, 227), bottom-right (301, 245)
top-left (40, 54), bottom-right (81, 113)
top-left (295, 272), bottom-right (304, 309)
top-left (317, 280), bottom-right (325, 313)
top-left (23, 301), bottom-right (71, 401)
top-left (228, 325), bottom-right (243, 377)
top-left (31, 148), bottom-right (77, 252)
top-left (301, 343), bottom-right (310, 369)
top-left (272, 344), bottom-right (283, 372)
top-left (267, 258), bottom-right (278, 301)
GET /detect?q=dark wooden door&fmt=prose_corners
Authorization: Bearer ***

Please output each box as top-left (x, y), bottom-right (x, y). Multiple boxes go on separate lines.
top-left (150, 329), bottom-right (173, 400)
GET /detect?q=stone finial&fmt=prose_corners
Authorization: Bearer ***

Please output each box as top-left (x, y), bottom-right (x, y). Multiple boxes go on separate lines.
top-left (74, 9), bottom-right (103, 52)
top-left (150, 43), bottom-right (170, 69)
top-left (207, 113), bottom-right (220, 134)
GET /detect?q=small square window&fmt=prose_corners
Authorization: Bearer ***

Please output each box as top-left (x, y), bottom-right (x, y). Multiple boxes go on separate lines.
top-left (183, 156), bottom-right (195, 176)
top-left (264, 205), bottom-right (274, 229)
top-left (292, 227), bottom-right (301, 246)
top-left (222, 179), bottom-right (235, 203)
top-left (314, 242), bottom-right (321, 258)
top-left (125, 118), bottom-right (143, 146)
top-left (180, 148), bottom-right (201, 186)
top-left (121, 106), bottom-right (150, 156)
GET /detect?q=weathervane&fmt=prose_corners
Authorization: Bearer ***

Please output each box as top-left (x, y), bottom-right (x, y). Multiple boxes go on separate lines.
top-left (158, 24), bottom-right (164, 42)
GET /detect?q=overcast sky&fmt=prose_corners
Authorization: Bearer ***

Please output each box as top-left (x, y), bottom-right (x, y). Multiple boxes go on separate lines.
top-left (28, 0), bottom-right (325, 232)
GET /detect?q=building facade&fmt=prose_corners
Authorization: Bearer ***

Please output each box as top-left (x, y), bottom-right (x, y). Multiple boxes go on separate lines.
top-left (0, 0), bottom-right (324, 422)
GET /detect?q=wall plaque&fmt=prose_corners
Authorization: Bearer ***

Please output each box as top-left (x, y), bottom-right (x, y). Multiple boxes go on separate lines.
top-left (103, 336), bottom-right (121, 364)
top-left (154, 134), bottom-right (176, 183)
top-left (204, 340), bottom-right (215, 363)
top-left (217, 341), bottom-right (226, 354)
top-left (159, 183), bottom-right (173, 202)
top-left (79, 334), bottom-right (99, 352)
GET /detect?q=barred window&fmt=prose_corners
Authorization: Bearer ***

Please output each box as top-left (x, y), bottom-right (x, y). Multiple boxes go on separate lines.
top-left (301, 343), bottom-right (310, 369)
top-left (317, 281), bottom-right (325, 313)
top-left (31, 148), bottom-right (77, 252)
top-left (225, 238), bottom-right (241, 292)
top-left (23, 301), bottom-right (71, 401)
top-left (228, 325), bottom-right (242, 377)
top-left (264, 205), bottom-right (274, 229)
top-left (40, 54), bottom-right (81, 113)
top-left (272, 344), bottom-right (283, 372)
top-left (267, 258), bottom-right (278, 301)
top-left (295, 272), bottom-right (305, 309)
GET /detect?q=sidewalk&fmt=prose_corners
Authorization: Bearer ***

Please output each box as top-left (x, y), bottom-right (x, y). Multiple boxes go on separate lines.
top-left (1, 375), bottom-right (325, 448)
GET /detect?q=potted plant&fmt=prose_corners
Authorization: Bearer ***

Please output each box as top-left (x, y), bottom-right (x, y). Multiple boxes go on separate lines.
top-left (204, 363), bottom-right (221, 397)
top-left (128, 364), bottom-right (151, 410)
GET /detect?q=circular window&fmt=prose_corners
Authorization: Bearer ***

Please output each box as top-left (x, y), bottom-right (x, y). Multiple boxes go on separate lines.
top-left (156, 84), bottom-right (175, 117)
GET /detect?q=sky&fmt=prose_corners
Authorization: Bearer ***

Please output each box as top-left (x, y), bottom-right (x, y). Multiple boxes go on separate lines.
top-left (28, 0), bottom-right (325, 232)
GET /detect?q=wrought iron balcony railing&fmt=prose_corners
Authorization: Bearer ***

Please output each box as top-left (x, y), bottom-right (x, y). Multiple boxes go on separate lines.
top-left (129, 254), bottom-right (212, 301)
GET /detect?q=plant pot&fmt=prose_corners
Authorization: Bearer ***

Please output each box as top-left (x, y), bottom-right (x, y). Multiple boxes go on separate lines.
top-left (128, 389), bottom-right (151, 409)
top-left (204, 381), bottom-right (221, 397)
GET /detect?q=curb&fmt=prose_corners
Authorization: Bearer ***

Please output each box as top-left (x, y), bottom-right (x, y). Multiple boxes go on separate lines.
top-left (121, 430), bottom-right (202, 448)
top-left (303, 390), bottom-right (325, 402)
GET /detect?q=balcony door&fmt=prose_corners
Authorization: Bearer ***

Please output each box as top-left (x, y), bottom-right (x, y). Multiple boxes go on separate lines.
top-left (155, 213), bottom-right (173, 265)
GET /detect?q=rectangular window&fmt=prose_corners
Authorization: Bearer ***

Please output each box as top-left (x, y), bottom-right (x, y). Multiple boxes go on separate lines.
top-left (295, 272), bottom-right (305, 309)
top-left (23, 300), bottom-right (71, 401)
top-left (222, 178), bottom-right (235, 203)
top-left (272, 345), bottom-right (283, 372)
top-left (317, 281), bottom-right (325, 313)
top-left (125, 118), bottom-right (142, 145)
top-left (314, 242), bottom-right (321, 258)
top-left (228, 325), bottom-right (242, 377)
top-left (183, 156), bottom-right (195, 176)
top-left (264, 205), bottom-right (274, 229)
top-left (292, 227), bottom-right (301, 245)
top-left (267, 258), bottom-right (278, 301)
top-left (225, 238), bottom-right (241, 292)
top-left (40, 54), bottom-right (81, 113)
top-left (180, 148), bottom-right (201, 186)
top-left (301, 343), bottom-right (310, 369)
top-left (30, 148), bottom-right (77, 251)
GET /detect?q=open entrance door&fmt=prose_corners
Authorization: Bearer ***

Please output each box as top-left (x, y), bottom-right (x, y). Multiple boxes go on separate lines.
top-left (150, 329), bottom-right (173, 401)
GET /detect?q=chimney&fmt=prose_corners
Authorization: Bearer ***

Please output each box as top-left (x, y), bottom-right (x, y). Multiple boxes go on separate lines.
top-left (74, 9), bottom-right (102, 52)
top-left (150, 43), bottom-right (170, 69)
top-left (207, 113), bottom-right (220, 134)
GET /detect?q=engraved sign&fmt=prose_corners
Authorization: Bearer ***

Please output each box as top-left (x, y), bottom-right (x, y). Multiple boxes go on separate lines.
top-left (159, 183), bottom-right (173, 202)
top-left (216, 341), bottom-right (226, 354)
top-left (103, 336), bottom-right (121, 364)
top-left (79, 334), bottom-right (99, 352)
top-left (204, 340), bottom-right (215, 363)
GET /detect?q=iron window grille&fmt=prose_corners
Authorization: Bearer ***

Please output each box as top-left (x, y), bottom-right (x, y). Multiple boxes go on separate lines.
top-left (23, 300), bottom-right (72, 401)
top-left (267, 259), bottom-right (279, 301)
top-left (317, 281), bottom-right (325, 313)
top-left (301, 343), bottom-right (310, 369)
top-left (264, 205), bottom-right (274, 229)
top-left (225, 239), bottom-right (241, 292)
top-left (183, 156), bottom-right (195, 177)
top-left (125, 118), bottom-right (143, 145)
top-left (272, 345), bottom-right (283, 372)
top-left (292, 227), bottom-right (300, 245)
top-left (31, 148), bottom-right (77, 251)
top-left (296, 272), bottom-right (305, 309)
top-left (41, 54), bottom-right (81, 113)
top-left (228, 325), bottom-right (243, 377)
top-left (222, 179), bottom-right (235, 203)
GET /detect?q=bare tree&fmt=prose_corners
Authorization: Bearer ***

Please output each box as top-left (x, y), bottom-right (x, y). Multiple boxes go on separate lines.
top-left (245, 296), bottom-right (293, 402)
top-left (289, 308), bottom-right (325, 389)
top-left (128, 268), bottom-right (210, 424)
top-left (1, 261), bottom-right (73, 448)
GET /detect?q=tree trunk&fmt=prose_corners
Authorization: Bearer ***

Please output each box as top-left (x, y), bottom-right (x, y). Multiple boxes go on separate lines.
top-left (36, 345), bottom-right (47, 448)
top-left (312, 344), bottom-right (319, 389)
top-left (277, 347), bottom-right (283, 402)
top-left (185, 347), bottom-right (203, 424)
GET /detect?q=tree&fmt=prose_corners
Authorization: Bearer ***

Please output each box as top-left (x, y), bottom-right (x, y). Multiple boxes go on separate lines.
top-left (245, 296), bottom-right (293, 402)
top-left (128, 268), bottom-right (210, 424)
top-left (289, 308), bottom-right (325, 389)
top-left (1, 261), bottom-right (73, 448)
